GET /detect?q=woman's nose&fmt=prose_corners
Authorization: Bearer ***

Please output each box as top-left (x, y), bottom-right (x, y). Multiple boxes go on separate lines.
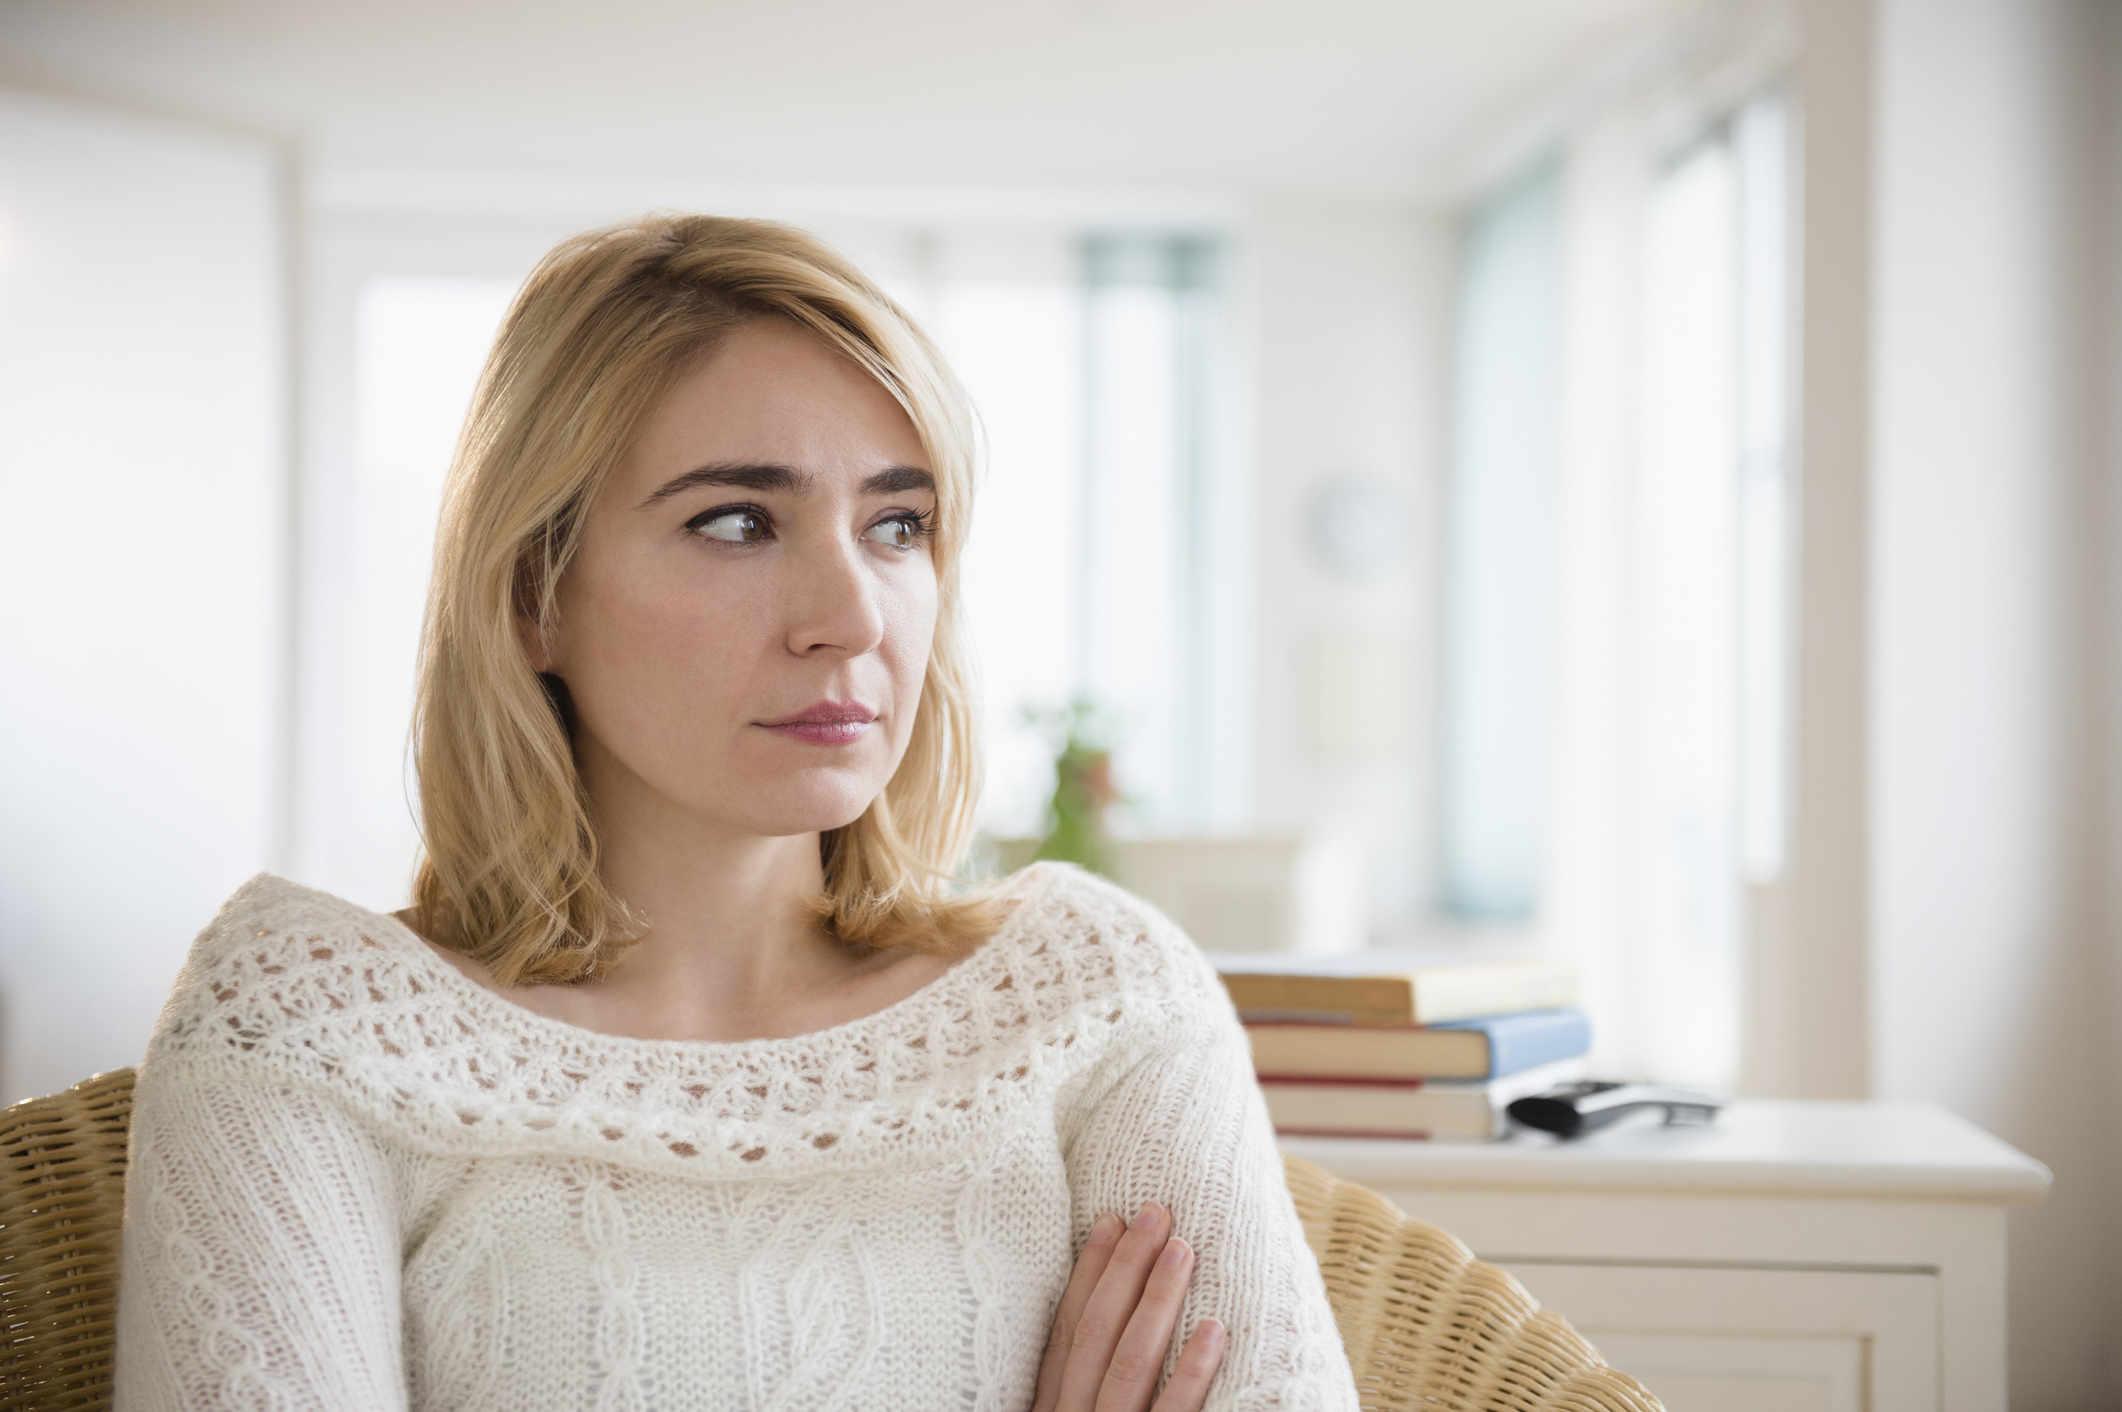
top-left (782, 534), bottom-right (886, 659)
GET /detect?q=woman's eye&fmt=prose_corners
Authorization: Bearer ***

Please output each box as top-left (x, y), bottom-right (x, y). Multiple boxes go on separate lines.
top-left (690, 509), bottom-right (770, 544)
top-left (863, 516), bottom-right (924, 550)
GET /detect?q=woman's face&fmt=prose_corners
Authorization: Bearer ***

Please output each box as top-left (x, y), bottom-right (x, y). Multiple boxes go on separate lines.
top-left (534, 319), bottom-right (940, 843)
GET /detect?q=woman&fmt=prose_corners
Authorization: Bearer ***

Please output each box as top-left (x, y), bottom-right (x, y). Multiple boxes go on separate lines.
top-left (114, 215), bottom-right (1358, 1412)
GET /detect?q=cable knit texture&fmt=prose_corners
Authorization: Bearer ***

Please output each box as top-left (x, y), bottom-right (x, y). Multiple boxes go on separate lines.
top-left (114, 862), bottom-right (1359, 1412)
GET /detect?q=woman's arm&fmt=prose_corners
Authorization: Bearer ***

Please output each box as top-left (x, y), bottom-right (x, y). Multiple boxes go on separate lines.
top-left (115, 1077), bottom-right (409, 1411)
top-left (1061, 1018), bottom-right (1359, 1412)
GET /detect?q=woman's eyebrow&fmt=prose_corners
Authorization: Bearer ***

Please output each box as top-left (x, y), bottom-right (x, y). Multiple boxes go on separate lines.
top-left (640, 462), bottom-right (806, 508)
top-left (639, 463), bottom-right (933, 508)
top-left (863, 466), bottom-right (935, 496)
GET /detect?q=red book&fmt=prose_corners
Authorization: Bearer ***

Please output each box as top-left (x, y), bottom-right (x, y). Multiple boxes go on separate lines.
top-left (1260, 1059), bottom-right (1584, 1141)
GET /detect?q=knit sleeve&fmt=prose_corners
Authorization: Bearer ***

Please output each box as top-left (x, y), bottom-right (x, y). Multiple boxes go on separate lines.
top-left (114, 1074), bottom-right (408, 1411)
top-left (1059, 969), bottom-right (1359, 1412)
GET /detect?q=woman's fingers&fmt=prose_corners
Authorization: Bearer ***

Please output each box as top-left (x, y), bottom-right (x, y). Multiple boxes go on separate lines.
top-left (1054, 1201), bottom-right (1174, 1411)
top-left (1149, 1320), bottom-right (1228, 1412)
top-left (1032, 1213), bottom-right (1123, 1412)
top-left (1094, 1237), bottom-right (1196, 1412)
top-left (1046, 1203), bottom-right (1228, 1412)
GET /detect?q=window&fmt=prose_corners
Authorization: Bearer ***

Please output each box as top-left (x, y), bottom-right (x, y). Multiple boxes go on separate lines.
top-left (1439, 159), bottom-right (1562, 921)
top-left (1444, 92), bottom-right (1793, 1088)
top-left (297, 275), bottom-right (517, 909)
top-left (952, 234), bottom-right (1232, 840)
top-left (1075, 235), bottom-right (1227, 832)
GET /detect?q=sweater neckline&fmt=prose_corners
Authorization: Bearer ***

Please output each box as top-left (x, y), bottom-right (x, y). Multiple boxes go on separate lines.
top-left (290, 863), bottom-right (1061, 1063)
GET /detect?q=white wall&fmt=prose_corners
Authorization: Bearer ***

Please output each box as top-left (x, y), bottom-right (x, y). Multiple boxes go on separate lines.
top-left (1869, 0), bottom-right (2120, 1405)
top-left (1762, 0), bottom-right (1877, 1103)
top-left (1244, 200), bottom-right (1453, 934)
top-left (0, 87), bottom-right (286, 1103)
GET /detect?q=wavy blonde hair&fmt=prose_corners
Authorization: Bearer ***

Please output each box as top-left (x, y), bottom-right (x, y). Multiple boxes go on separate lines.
top-left (410, 213), bottom-right (998, 986)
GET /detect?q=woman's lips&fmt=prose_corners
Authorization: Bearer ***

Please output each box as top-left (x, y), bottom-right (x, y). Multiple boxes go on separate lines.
top-left (757, 702), bottom-right (877, 746)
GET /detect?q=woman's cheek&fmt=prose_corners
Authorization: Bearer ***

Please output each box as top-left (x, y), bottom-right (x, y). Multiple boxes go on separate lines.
top-left (885, 573), bottom-right (940, 708)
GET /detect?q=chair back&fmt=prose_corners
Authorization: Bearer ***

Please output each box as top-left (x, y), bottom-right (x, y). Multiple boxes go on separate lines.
top-left (0, 1070), bottom-right (1660, 1412)
top-left (0, 1069), bottom-right (135, 1412)
top-left (1280, 1153), bottom-right (1662, 1412)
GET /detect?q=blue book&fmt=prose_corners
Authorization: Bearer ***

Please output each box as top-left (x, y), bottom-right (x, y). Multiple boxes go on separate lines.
top-left (1244, 1008), bottom-right (1591, 1082)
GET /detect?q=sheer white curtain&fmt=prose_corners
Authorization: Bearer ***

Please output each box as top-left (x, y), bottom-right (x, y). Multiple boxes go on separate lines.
top-left (1440, 163), bottom-right (1562, 921)
top-left (1532, 92), bottom-right (1791, 1089)
top-left (1075, 237), bottom-right (1228, 834)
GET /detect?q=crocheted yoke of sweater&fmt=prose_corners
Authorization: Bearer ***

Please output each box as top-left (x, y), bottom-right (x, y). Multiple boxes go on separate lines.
top-left (113, 862), bottom-right (1359, 1412)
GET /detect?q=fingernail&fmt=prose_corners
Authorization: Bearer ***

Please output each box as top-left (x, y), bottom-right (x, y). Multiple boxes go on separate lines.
top-left (1200, 1319), bottom-right (1226, 1348)
top-left (1159, 1237), bottom-right (1190, 1266)
top-left (1132, 1200), bottom-right (1163, 1229)
top-left (1089, 1214), bottom-right (1121, 1245)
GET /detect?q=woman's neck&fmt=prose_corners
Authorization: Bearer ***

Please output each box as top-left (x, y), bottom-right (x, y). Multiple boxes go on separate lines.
top-left (412, 817), bottom-right (954, 1046)
top-left (597, 825), bottom-right (833, 999)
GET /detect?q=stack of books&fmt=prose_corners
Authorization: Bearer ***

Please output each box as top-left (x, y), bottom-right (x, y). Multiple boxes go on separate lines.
top-left (1213, 952), bottom-right (1590, 1141)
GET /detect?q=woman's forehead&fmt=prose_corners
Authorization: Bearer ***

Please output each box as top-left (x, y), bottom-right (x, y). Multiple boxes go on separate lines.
top-left (619, 322), bottom-right (928, 492)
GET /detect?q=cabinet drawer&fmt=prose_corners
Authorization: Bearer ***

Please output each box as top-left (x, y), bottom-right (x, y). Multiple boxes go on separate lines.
top-left (1499, 1263), bottom-right (1939, 1412)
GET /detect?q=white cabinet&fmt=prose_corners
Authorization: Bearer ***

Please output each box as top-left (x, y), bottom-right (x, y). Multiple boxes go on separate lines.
top-left (1280, 1100), bottom-right (2048, 1412)
top-left (1502, 1265), bottom-right (1934, 1412)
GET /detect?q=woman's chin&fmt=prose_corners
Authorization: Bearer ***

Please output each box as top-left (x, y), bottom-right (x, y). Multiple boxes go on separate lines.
top-left (726, 784), bottom-right (885, 841)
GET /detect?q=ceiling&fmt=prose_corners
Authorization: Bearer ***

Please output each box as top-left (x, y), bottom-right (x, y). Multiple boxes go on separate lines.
top-left (0, 0), bottom-right (1735, 202)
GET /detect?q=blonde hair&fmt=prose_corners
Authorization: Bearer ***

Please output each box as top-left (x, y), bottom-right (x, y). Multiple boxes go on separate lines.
top-left (411, 213), bottom-right (998, 986)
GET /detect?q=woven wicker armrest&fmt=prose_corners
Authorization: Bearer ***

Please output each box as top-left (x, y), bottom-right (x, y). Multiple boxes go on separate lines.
top-left (0, 1067), bottom-right (136, 1412)
top-left (1281, 1152), bottom-right (1663, 1412)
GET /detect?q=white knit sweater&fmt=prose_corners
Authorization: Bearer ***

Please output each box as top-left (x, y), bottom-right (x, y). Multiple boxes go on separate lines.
top-left (113, 862), bottom-right (1359, 1412)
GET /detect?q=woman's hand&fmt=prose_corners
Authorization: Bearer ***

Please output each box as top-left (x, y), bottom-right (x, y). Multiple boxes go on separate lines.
top-left (1030, 1201), bottom-right (1228, 1412)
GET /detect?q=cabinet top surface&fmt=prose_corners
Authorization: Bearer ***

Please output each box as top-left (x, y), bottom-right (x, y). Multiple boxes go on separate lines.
top-left (1277, 1098), bottom-right (2053, 1200)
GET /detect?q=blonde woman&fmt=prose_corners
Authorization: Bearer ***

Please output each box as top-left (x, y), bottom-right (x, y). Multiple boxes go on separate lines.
top-left (113, 215), bottom-right (1358, 1412)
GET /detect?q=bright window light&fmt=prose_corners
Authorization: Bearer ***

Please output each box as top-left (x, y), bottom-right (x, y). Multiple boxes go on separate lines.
top-left (945, 279), bottom-right (1087, 837)
top-left (1735, 97), bottom-right (1793, 885)
top-left (301, 276), bottom-right (515, 906)
top-left (1440, 159), bottom-right (1562, 920)
top-left (953, 235), bottom-right (1229, 840)
top-left (1446, 93), bottom-right (1791, 1089)
top-left (1634, 133), bottom-right (1744, 1086)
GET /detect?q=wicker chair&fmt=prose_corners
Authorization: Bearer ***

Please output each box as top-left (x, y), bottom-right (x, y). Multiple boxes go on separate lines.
top-left (1281, 1153), bottom-right (1661, 1412)
top-left (1, 1069), bottom-right (1660, 1412)
top-left (0, 1070), bottom-right (132, 1412)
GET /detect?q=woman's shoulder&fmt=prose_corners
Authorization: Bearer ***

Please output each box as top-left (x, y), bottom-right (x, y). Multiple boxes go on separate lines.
top-left (994, 861), bottom-right (1232, 1028)
top-left (165, 872), bottom-right (427, 994)
top-left (144, 872), bottom-right (458, 1084)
